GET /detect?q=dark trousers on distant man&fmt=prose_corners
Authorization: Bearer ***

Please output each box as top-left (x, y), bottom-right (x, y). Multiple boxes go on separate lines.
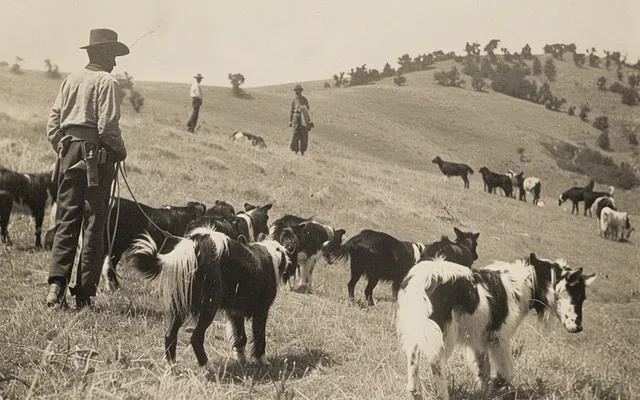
top-left (290, 125), bottom-right (309, 154)
top-left (49, 140), bottom-right (115, 298)
top-left (187, 97), bottom-right (202, 133)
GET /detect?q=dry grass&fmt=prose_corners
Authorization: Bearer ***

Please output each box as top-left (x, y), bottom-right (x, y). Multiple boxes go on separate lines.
top-left (0, 62), bottom-right (639, 399)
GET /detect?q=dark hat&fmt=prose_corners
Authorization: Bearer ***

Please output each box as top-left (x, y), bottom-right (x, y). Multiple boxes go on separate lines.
top-left (293, 84), bottom-right (304, 92)
top-left (79, 29), bottom-right (129, 56)
top-left (194, 73), bottom-right (204, 80)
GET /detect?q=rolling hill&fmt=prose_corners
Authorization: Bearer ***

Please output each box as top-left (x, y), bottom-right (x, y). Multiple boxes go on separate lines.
top-left (0, 54), bottom-right (638, 399)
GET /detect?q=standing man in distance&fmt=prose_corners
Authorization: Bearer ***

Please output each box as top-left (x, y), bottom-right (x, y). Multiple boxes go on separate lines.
top-left (289, 85), bottom-right (314, 155)
top-left (187, 73), bottom-right (204, 133)
top-left (46, 28), bottom-right (129, 309)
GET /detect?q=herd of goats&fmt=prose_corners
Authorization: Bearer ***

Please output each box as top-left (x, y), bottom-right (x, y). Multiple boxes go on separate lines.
top-left (0, 148), bottom-right (632, 397)
top-left (431, 155), bottom-right (634, 241)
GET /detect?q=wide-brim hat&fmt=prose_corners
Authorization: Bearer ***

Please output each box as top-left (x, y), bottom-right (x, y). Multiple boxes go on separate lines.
top-left (293, 84), bottom-right (304, 92)
top-left (194, 73), bottom-right (204, 80)
top-left (79, 29), bottom-right (130, 56)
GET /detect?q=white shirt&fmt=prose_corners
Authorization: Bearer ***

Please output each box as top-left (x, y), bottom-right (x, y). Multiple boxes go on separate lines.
top-left (190, 81), bottom-right (203, 99)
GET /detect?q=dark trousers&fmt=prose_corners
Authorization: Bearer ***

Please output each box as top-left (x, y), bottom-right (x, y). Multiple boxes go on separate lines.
top-left (48, 141), bottom-right (115, 298)
top-left (290, 126), bottom-right (309, 153)
top-left (187, 97), bottom-right (202, 131)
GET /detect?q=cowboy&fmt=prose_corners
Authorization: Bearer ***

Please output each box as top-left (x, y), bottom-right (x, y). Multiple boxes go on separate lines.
top-left (187, 73), bottom-right (204, 133)
top-left (289, 85), bottom-right (314, 155)
top-left (45, 28), bottom-right (129, 309)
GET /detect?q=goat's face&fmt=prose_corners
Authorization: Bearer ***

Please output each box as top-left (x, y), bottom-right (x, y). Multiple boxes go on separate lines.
top-left (554, 267), bottom-right (597, 333)
top-left (431, 156), bottom-right (441, 164)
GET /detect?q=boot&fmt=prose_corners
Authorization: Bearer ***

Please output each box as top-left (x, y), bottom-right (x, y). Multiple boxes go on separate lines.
top-left (46, 280), bottom-right (67, 308)
top-left (75, 296), bottom-right (92, 310)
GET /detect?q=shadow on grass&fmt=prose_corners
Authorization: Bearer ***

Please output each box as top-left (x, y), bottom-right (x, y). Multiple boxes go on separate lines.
top-left (205, 347), bottom-right (334, 384)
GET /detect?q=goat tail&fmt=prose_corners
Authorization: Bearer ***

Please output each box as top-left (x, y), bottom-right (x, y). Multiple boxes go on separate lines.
top-left (608, 186), bottom-right (615, 196)
top-left (129, 228), bottom-right (229, 318)
top-left (467, 165), bottom-right (474, 175)
top-left (396, 267), bottom-right (444, 364)
top-left (323, 237), bottom-right (354, 265)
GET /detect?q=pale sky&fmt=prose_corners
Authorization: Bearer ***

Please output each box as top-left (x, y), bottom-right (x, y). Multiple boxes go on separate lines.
top-left (1, 0), bottom-right (638, 88)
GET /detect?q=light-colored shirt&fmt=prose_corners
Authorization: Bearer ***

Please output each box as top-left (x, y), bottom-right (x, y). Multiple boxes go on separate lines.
top-left (46, 63), bottom-right (125, 156)
top-left (190, 81), bottom-right (203, 99)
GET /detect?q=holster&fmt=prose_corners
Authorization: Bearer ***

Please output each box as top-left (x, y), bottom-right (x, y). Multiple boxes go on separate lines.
top-left (81, 141), bottom-right (100, 187)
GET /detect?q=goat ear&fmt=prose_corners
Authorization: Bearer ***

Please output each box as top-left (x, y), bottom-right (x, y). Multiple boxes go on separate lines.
top-left (566, 267), bottom-right (583, 284)
top-left (238, 235), bottom-right (248, 245)
top-left (453, 227), bottom-right (463, 238)
top-left (529, 252), bottom-right (538, 264)
top-left (336, 229), bottom-right (346, 236)
top-left (244, 202), bottom-right (256, 211)
top-left (584, 273), bottom-right (597, 287)
top-left (472, 232), bottom-right (480, 240)
top-left (262, 203), bottom-right (273, 211)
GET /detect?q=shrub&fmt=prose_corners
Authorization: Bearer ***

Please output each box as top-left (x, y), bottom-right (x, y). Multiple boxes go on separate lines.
top-left (532, 58), bottom-right (542, 75)
top-left (568, 106), bottom-right (576, 116)
top-left (521, 44), bottom-right (533, 60)
top-left (463, 56), bottom-right (479, 76)
top-left (545, 96), bottom-right (566, 111)
top-left (324, 82), bottom-right (331, 89)
top-left (434, 67), bottom-right (464, 87)
top-left (573, 53), bottom-right (586, 67)
top-left (542, 141), bottom-right (640, 189)
top-left (480, 57), bottom-right (493, 78)
top-left (44, 59), bottom-right (60, 79)
top-left (10, 56), bottom-right (23, 74)
top-left (471, 73), bottom-right (486, 92)
top-left (394, 75), bottom-right (407, 86)
top-left (597, 131), bottom-right (610, 150)
top-left (228, 73), bottom-right (246, 97)
top-left (629, 74), bottom-right (639, 88)
top-left (621, 87), bottom-right (640, 106)
top-left (593, 116), bottom-right (609, 131)
top-left (597, 77), bottom-right (607, 90)
top-left (579, 105), bottom-right (591, 121)
top-left (333, 72), bottom-right (348, 87)
top-left (609, 81), bottom-right (625, 93)
top-left (129, 90), bottom-right (144, 112)
top-left (544, 58), bottom-right (557, 81)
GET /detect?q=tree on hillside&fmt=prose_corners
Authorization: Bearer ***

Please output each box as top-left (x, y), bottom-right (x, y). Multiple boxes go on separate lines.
top-left (573, 53), bottom-right (586, 67)
top-left (463, 56), bottom-right (479, 76)
top-left (434, 67), bottom-right (464, 87)
top-left (228, 73), bottom-right (246, 97)
top-left (394, 74), bottom-right (407, 86)
top-left (471, 73), bottom-right (486, 92)
top-left (593, 116), bottom-right (609, 131)
top-left (621, 87), bottom-right (640, 106)
top-left (588, 49), bottom-right (600, 68)
top-left (10, 56), bottom-right (23, 74)
top-left (521, 44), bottom-right (532, 60)
top-left (532, 58), bottom-right (542, 75)
top-left (484, 39), bottom-right (500, 55)
top-left (44, 59), bottom-right (60, 79)
top-left (500, 48), bottom-right (512, 63)
top-left (579, 104), bottom-right (591, 121)
top-left (115, 72), bottom-right (145, 111)
top-left (597, 131), bottom-right (611, 150)
top-left (617, 67), bottom-right (623, 81)
top-left (333, 72), bottom-right (348, 87)
top-left (324, 82), bottom-right (331, 89)
top-left (544, 58), bottom-right (557, 81)
top-left (597, 76), bottom-right (607, 90)
top-left (628, 74), bottom-right (639, 88)
top-left (464, 42), bottom-right (480, 57)
top-left (543, 44), bottom-right (553, 54)
top-left (397, 54), bottom-right (414, 74)
top-left (480, 57), bottom-right (494, 78)
top-left (381, 63), bottom-right (396, 78)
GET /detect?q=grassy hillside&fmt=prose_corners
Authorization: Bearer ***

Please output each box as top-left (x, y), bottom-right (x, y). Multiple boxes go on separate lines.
top-left (0, 57), bottom-right (639, 400)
